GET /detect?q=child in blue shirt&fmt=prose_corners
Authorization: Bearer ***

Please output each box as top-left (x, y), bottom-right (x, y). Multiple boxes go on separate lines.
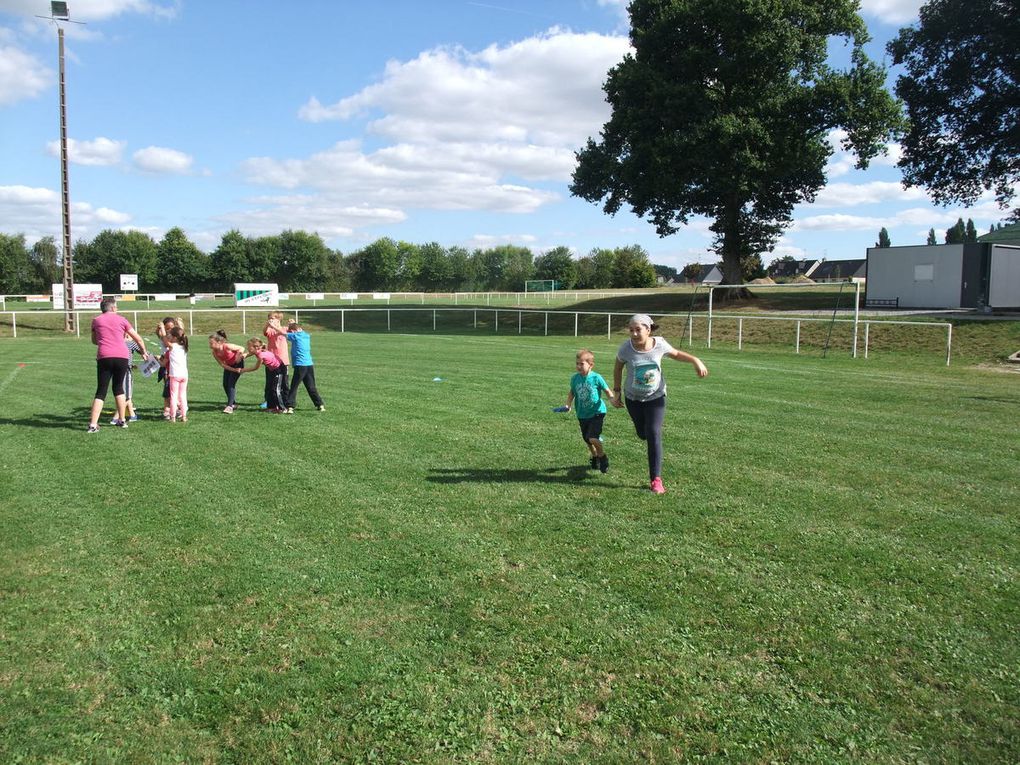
top-left (282, 321), bottom-right (325, 413)
top-left (562, 349), bottom-right (617, 473)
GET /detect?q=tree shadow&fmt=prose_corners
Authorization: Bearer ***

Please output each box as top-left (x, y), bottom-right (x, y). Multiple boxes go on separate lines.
top-left (427, 464), bottom-right (623, 486)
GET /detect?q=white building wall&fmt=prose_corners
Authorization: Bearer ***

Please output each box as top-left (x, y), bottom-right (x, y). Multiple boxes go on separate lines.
top-left (866, 245), bottom-right (964, 308)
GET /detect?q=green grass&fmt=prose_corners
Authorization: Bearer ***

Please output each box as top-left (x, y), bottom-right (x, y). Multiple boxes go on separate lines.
top-left (1, 331), bottom-right (1018, 763)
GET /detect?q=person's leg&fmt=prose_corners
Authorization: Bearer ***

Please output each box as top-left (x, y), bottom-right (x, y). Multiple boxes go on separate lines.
top-left (643, 396), bottom-right (667, 482)
top-left (110, 359), bottom-right (129, 422)
top-left (624, 396), bottom-right (647, 440)
top-left (179, 378), bottom-right (189, 421)
top-left (279, 364), bottom-right (290, 404)
top-left (286, 366), bottom-right (306, 409)
top-left (90, 360), bottom-right (112, 428)
top-left (303, 366), bottom-right (323, 408)
top-left (264, 369), bottom-right (274, 410)
top-left (168, 377), bottom-right (181, 422)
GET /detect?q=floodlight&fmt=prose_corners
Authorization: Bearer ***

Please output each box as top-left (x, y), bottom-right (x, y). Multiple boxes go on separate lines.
top-left (51, 2), bottom-right (69, 20)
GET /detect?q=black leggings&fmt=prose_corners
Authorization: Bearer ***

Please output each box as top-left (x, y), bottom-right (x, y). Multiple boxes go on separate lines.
top-left (94, 357), bottom-right (129, 400)
top-left (286, 365), bottom-right (323, 408)
top-left (264, 366), bottom-right (285, 410)
top-left (625, 395), bottom-right (667, 481)
top-left (223, 357), bottom-right (244, 406)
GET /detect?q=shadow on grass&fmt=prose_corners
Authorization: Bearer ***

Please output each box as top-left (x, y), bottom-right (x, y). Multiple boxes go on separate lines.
top-left (427, 464), bottom-right (622, 485)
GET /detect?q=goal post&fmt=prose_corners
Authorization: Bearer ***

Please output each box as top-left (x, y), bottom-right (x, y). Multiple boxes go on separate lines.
top-left (524, 279), bottom-right (558, 293)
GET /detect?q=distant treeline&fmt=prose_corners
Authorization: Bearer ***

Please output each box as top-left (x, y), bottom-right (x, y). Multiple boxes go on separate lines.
top-left (0, 228), bottom-right (663, 295)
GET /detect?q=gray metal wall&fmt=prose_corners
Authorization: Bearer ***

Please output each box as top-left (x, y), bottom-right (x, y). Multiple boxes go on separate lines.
top-left (866, 245), bottom-right (965, 308)
top-left (989, 245), bottom-right (1020, 308)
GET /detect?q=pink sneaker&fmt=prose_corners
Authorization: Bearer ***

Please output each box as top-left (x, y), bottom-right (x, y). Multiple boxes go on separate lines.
top-left (650, 477), bottom-right (666, 495)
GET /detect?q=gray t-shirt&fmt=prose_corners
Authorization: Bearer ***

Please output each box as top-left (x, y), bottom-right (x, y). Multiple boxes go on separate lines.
top-left (617, 336), bottom-right (675, 401)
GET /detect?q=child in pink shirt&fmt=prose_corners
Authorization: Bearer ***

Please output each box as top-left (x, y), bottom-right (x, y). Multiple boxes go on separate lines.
top-left (239, 338), bottom-right (285, 412)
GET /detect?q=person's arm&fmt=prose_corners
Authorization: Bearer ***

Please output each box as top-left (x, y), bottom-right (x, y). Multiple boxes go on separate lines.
top-left (91, 326), bottom-right (99, 346)
top-left (239, 355), bottom-right (262, 373)
top-left (611, 359), bottom-right (625, 407)
top-left (126, 328), bottom-right (149, 358)
top-left (564, 387), bottom-right (574, 412)
top-left (600, 377), bottom-right (617, 407)
top-left (667, 348), bottom-right (708, 377)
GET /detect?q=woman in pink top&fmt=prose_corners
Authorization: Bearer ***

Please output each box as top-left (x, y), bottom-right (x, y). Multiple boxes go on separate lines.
top-left (239, 338), bottom-right (285, 412)
top-left (208, 329), bottom-right (247, 413)
top-left (87, 298), bottom-right (150, 433)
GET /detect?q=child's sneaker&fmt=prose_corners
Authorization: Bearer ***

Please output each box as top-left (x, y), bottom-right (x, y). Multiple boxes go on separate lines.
top-left (128, 415), bottom-right (139, 422)
top-left (259, 401), bottom-right (268, 409)
top-left (86, 424), bottom-right (99, 433)
top-left (650, 477), bottom-right (666, 495)
top-left (317, 405), bottom-right (326, 412)
top-left (111, 418), bottom-right (128, 428)
top-left (285, 407), bottom-right (294, 414)
top-left (223, 405), bottom-right (234, 413)
top-left (599, 454), bottom-right (609, 474)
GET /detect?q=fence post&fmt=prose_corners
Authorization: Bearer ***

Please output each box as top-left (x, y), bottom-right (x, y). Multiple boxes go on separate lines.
top-left (188, 310), bottom-right (193, 334)
top-left (495, 310), bottom-right (499, 333)
top-left (11, 311), bottom-right (16, 338)
top-left (474, 309), bottom-right (477, 329)
top-left (864, 321), bottom-right (869, 359)
top-left (852, 281), bottom-right (861, 358)
top-left (544, 312), bottom-right (548, 336)
top-left (387, 309), bottom-right (391, 332)
top-left (518, 311), bottom-right (522, 334)
top-left (795, 320), bottom-right (801, 354)
top-left (707, 288), bottom-right (714, 348)
top-left (738, 317), bottom-right (743, 350)
top-left (574, 313), bottom-right (578, 337)
top-left (295, 309), bottom-right (299, 325)
top-left (433, 309), bottom-right (437, 331)
top-left (946, 323), bottom-right (952, 366)
top-left (242, 310), bottom-right (247, 335)
top-left (607, 313), bottom-right (611, 340)
top-left (687, 316), bottom-right (693, 347)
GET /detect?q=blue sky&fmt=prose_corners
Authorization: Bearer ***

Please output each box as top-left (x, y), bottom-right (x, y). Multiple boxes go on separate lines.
top-left (0, 0), bottom-right (1010, 270)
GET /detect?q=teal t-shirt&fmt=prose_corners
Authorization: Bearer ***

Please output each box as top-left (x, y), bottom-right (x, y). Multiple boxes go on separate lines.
top-left (570, 372), bottom-right (609, 419)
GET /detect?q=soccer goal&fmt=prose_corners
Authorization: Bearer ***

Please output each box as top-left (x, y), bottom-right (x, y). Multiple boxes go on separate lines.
top-left (524, 279), bottom-right (559, 292)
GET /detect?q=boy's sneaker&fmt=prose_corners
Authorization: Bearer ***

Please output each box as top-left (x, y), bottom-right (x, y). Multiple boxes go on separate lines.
top-left (259, 401), bottom-right (268, 409)
top-left (599, 454), bottom-right (609, 474)
top-left (590, 456), bottom-right (598, 469)
top-left (86, 424), bottom-right (99, 433)
top-left (128, 415), bottom-right (139, 422)
top-left (285, 407), bottom-right (294, 414)
top-left (317, 405), bottom-right (326, 412)
top-left (111, 418), bottom-right (128, 428)
top-left (650, 477), bottom-right (666, 495)
top-left (223, 405), bottom-right (234, 414)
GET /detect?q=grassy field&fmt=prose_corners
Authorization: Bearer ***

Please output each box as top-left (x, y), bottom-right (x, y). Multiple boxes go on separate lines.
top-left (1, 330), bottom-right (1018, 763)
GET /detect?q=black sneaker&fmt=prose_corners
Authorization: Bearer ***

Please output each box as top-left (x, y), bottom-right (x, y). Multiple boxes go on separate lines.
top-left (599, 454), bottom-right (609, 473)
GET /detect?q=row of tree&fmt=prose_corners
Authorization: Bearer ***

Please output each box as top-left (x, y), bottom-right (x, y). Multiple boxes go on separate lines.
top-left (0, 229), bottom-right (660, 295)
top-left (874, 218), bottom-right (993, 248)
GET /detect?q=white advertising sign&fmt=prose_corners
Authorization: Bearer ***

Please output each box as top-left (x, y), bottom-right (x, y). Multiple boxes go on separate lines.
top-left (234, 283), bottom-right (280, 307)
top-left (52, 283), bottom-right (64, 309)
top-left (73, 284), bottom-right (103, 310)
top-left (120, 273), bottom-right (138, 291)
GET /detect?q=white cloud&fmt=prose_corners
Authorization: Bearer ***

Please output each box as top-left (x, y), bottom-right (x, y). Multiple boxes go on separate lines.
top-left (46, 136), bottom-right (125, 166)
top-left (132, 146), bottom-right (193, 174)
top-left (813, 181), bottom-right (928, 207)
top-left (0, 40), bottom-right (51, 105)
top-left (465, 233), bottom-right (538, 249)
top-left (0, 0), bottom-right (179, 22)
top-left (215, 195), bottom-right (407, 240)
top-left (252, 30), bottom-right (631, 223)
top-left (859, 0), bottom-right (923, 25)
top-left (0, 184), bottom-right (131, 244)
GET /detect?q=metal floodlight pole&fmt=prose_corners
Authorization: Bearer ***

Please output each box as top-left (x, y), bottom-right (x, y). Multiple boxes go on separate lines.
top-left (38, 3), bottom-right (83, 331)
top-left (58, 24), bottom-right (73, 331)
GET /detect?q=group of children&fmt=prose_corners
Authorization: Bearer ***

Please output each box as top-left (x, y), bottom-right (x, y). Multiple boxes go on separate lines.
top-left (563, 314), bottom-right (708, 495)
top-left (123, 311), bottom-right (326, 422)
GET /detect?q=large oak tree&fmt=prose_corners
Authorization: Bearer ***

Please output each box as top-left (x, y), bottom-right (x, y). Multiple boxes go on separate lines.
top-left (889, 0), bottom-right (1019, 219)
top-left (571, 0), bottom-right (903, 285)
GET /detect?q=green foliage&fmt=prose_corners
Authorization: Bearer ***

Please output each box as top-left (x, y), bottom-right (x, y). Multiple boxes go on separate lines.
top-left (876, 227), bottom-right (891, 248)
top-left (571, 0), bottom-right (904, 284)
top-left (30, 236), bottom-right (61, 291)
top-left (277, 230), bottom-right (330, 291)
top-left (889, 0), bottom-right (1020, 217)
top-left (0, 233), bottom-right (33, 293)
top-left (945, 217), bottom-right (966, 244)
top-left (926, 227), bottom-right (938, 245)
top-left (350, 237), bottom-right (401, 291)
top-left (533, 246), bottom-right (578, 289)
top-left (611, 244), bottom-right (656, 288)
top-left (154, 227), bottom-right (209, 292)
top-left (73, 229), bottom-right (158, 291)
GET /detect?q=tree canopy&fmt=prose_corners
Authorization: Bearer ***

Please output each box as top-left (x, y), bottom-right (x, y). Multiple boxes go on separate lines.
top-left (889, 0), bottom-right (1020, 219)
top-left (571, 0), bottom-right (903, 285)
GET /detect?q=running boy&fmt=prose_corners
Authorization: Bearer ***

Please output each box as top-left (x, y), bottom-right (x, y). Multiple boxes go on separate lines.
top-left (563, 349), bottom-right (617, 473)
top-left (282, 321), bottom-right (325, 413)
